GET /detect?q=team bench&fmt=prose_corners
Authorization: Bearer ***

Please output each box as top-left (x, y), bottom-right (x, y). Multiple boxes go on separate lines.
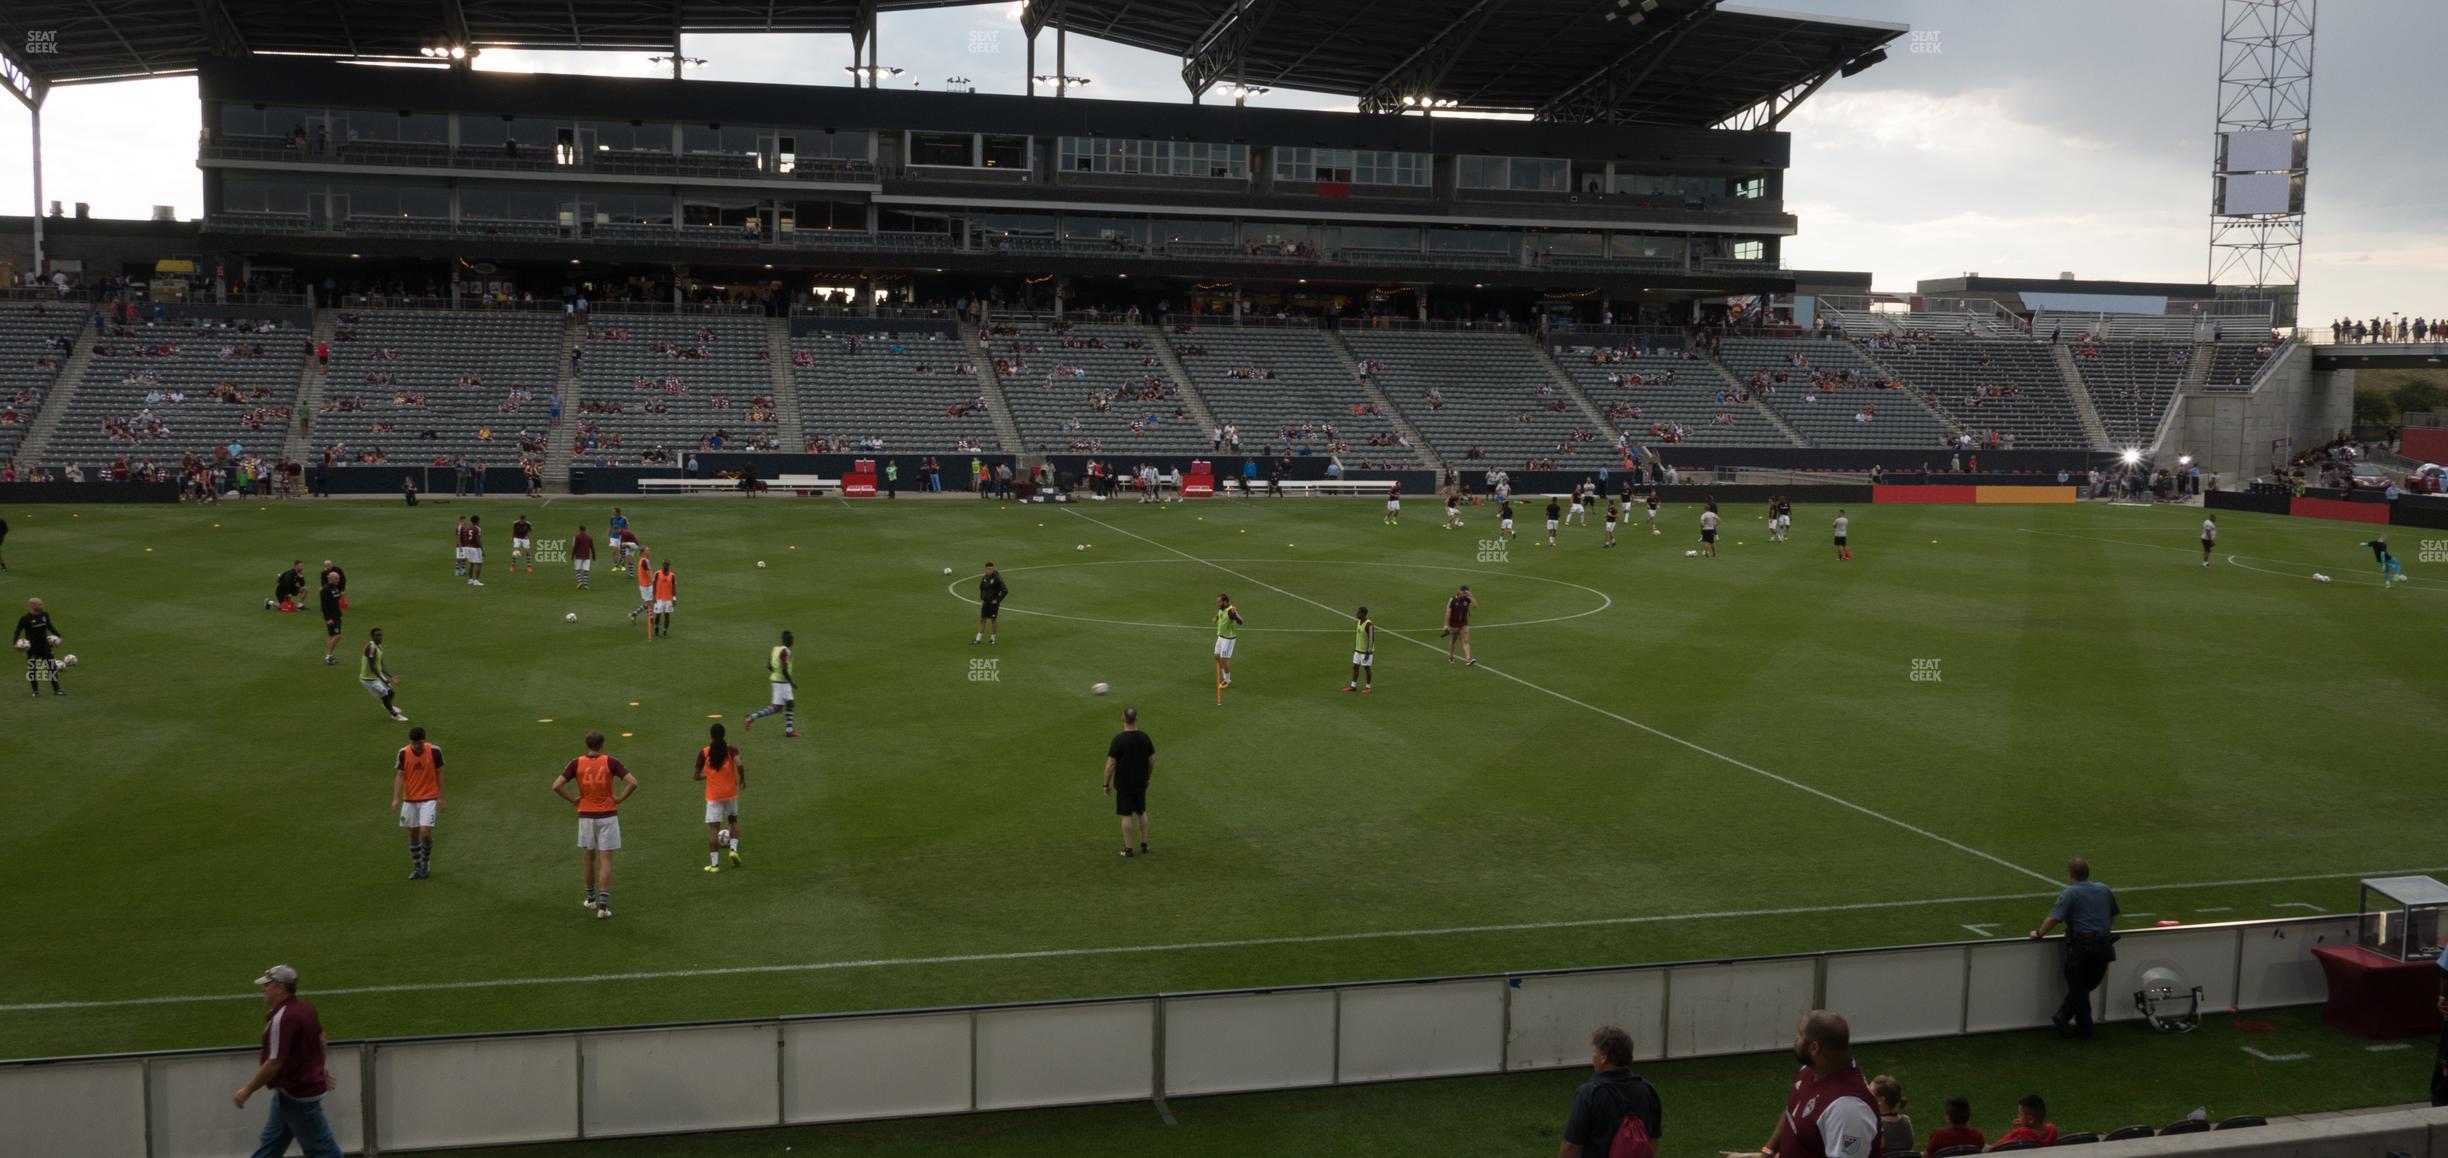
top-left (1219, 479), bottom-right (1399, 498)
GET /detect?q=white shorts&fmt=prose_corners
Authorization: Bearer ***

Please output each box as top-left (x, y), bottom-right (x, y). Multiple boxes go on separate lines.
top-left (1351, 651), bottom-right (1372, 667)
top-left (1386, 500), bottom-right (1400, 512)
top-left (1213, 637), bottom-right (1237, 660)
top-left (459, 548), bottom-right (484, 564)
top-left (1500, 519), bottom-right (1514, 532)
top-left (652, 598), bottom-right (673, 614)
top-left (1776, 516), bottom-right (1791, 530)
top-left (513, 538), bottom-right (532, 551)
top-left (360, 678), bottom-right (391, 698)
top-left (399, 799), bottom-right (437, 828)
top-left (704, 798), bottom-right (739, 825)
top-left (638, 587), bottom-right (655, 602)
top-left (577, 816), bottom-right (622, 851)
top-left (1546, 519), bottom-right (1560, 531)
top-left (770, 682), bottom-right (795, 706)
top-left (1570, 503), bottom-right (1584, 515)
top-left (575, 558), bottom-right (592, 573)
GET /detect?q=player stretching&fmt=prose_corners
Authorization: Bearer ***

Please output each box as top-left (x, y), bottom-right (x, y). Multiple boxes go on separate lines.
top-left (974, 563), bottom-right (1008, 644)
top-left (1544, 498), bottom-right (1562, 547)
top-left (1498, 499), bottom-right (1516, 541)
top-left (1347, 606), bottom-right (1375, 693)
top-left (1646, 489), bottom-right (1662, 535)
top-left (460, 515), bottom-right (486, 587)
top-left (1567, 486), bottom-right (1587, 527)
top-left (1384, 482), bottom-right (1402, 526)
top-left (692, 723), bottom-right (745, 872)
top-left (606, 507), bottom-right (633, 573)
top-left (551, 731), bottom-right (637, 919)
top-left (1833, 509), bottom-right (1853, 561)
top-left (1213, 594), bottom-right (1244, 689)
top-left (1444, 494), bottom-right (1462, 530)
top-left (626, 544), bottom-right (656, 625)
top-left (743, 630), bottom-right (800, 738)
top-left (391, 727), bottom-right (444, 880)
top-left (1699, 502), bottom-right (1721, 558)
top-left (2200, 515), bottom-right (2216, 568)
top-left (13, 596), bottom-right (64, 697)
top-left (360, 627), bottom-right (407, 721)
top-left (1602, 500), bottom-right (1620, 548)
top-left (572, 525), bottom-right (595, 589)
top-left (1443, 585), bottom-right (1477, 666)
top-left (511, 514), bottom-right (535, 573)
top-left (650, 562), bottom-right (677, 637)
top-left (2361, 535), bottom-right (2407, 586)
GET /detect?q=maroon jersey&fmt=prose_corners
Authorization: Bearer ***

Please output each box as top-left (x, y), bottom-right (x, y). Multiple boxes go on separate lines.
top-left (456, 524), bottom-right (478, 549)
top-left (1776, 1063), bottom-right (1878, 1158)
top-left (573, 531), bottom-right (595, 560)
top-left (1446, 594), bottom-right (1471, 628)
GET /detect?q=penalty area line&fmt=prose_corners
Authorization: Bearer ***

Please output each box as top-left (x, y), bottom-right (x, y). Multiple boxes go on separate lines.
top-left (1064, 508), bottom-right (2062, 887)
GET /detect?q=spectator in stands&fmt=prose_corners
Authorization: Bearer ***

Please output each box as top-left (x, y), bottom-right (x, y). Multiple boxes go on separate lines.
top-left (232, 964), bottom-right (340, 1158)
top-left (1558, 1024), bottom-right (1663, 1158)
top-left (1872, 1075), bottom-right (1914, 1154)
top-left (2030, 858), bottom-right (2119, 1040)
top-left (1746, 1011), bottom-right (1878, 1158)
top-left (1989, 1095), bottom-right (2056, 1149)
top-left (1925, 1096), bottom-right (1984, 1156)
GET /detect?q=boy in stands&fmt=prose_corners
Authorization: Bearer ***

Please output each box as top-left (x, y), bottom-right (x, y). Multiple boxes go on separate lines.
top-left (1991, 1095), bottom-right (2056, 1149)
top-left (1922, 1096), bottom-right (1984, 1156)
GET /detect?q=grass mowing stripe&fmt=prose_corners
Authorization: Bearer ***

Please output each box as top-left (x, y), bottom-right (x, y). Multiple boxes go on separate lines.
top-left (1064, 507), bottom-right (2062, 887)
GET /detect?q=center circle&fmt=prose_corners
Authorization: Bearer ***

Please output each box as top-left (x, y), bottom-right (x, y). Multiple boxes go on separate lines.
top-left (944, 559), bottom-right (1612, 633)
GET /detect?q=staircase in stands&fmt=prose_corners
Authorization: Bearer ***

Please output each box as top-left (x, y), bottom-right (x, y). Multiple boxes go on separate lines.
top-left (13, 317), bottom-right (98, 468)
top-left (543, 315), bottom-right (581, 488)
top-left (1321, 329), bottom-right (1443, 472)
top-left (1525, 339), bottom-right (1634, 446)
top-left (1143, 326), bottom-right (1226, 449)
top-left (1691, 350), bottom-right (1809, 448)
top-left (763, 319), bottom-right (804, 446)
top-left (1844, 342), bottom-right (1965, 439)
top-left (2052, 344), bottom-right (2112, 448)
top-left (283, 310), bottom-right (337, 463)
top-left (958, 325), bottom-right (1027, 454)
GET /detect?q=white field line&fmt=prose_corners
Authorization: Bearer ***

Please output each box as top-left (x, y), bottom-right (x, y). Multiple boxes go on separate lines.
top-left (3, 866), bottom-right (2432, 1015)
top-left (2019, 528), bottom-right (2433, 592)
top-left (1066, 508), bottom-right (2062, 886)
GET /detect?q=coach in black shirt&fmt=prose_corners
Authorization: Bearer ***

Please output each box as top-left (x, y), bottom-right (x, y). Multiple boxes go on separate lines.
top-left (273, 560), bottom-right (307, 608)
top-left (1560, 1025), bottom-right (1662, 1158)
top-left (1103, 707), bottom-right (1155, 859)
top-left (973, 563), bottom-right (1008, 645)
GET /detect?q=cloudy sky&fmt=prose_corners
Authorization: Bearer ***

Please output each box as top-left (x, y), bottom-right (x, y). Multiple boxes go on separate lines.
top-left (0, 0), bottom-right (2430, 326)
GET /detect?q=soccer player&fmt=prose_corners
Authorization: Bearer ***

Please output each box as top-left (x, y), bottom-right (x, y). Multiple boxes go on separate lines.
top-left (13, 596), bottom-right (63, 697)
top-left (1767, 498), bottom-right (1785, 543)
top-left (974, 562), bottom-right (1008, 644)
top-left (450, 516), bottom-right (469, 577)
top-left (1776, 496), bottom-right (1793, 542)
top-left (572, 524), bottom-right (595, 589)
top-left (1545, 497), bottom-right (1562, 547)
top-left (391, 726), bottom-right (444, 880)
top-left (1646, 489), bottom-right (1662, 535)
top-left (550, 731), bottom-right (637, 919)
top-left (459, 515), bottom-right (486, 587)
top-left (1444, 494), bottom-right (1462, 530)
top-left (360, 627), bottom-right (406, 721)
top-left (1214, 593), bottom-right (1243, 689)
top-left (1347, 606), bottom-right (1375, 693)
top-left (743, 630), bottom-right (800, 737)
top-left (1443, 585), bottom-right (1477, 666)
top-left (2200, 514), bottom-right (2217, 568)
top-left (1384, 482), bottom-right (1402, 526)
top-left (1567, 486), bottom-right (1586, 527)
top-left (2361, 535), bottom-right (2407, 586)
top-left (1498, 499), bottom-right (1516, 541)
top-left (511, 514), bottom-right (535, 573)
top-left (1602, 501), bottom-right (1620, 548)
top-left (272, 560), bottom-right (307, 612)
top-left (319, 567), bottom-right (346, 665)
top-left (627, 544), bottom-right (657, 625)
top-left (650, 561), bottom-right (677, 637)
top-left (1833, 509), bottom-right (1853, 561)
top-left (1699, 502), bottom-right (1721, 558)
top-left (321, 559), bottom-right (347, 608)
top-left (607, 507), bottom-right (633, 573)
top-left (692, 723), bottom-right (745, 872)
top-left (1103, 706), bottom-right (1156, 858)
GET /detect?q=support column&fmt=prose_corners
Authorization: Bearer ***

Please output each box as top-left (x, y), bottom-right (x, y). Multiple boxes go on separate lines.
top-left (1416, 285), bottom-right (1428, 323)
top-left (1027, 27), bottom-right (1038, 95)
top-left (29, 96), bottom-right (45, 283)
top-left (1056, 24), bottom-right (1067, 98)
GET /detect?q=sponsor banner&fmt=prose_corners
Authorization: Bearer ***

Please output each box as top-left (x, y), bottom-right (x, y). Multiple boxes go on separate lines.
top-left (1975, 485), bottom-right (2077, 505)
top-left (2289, 496), bottom-right (2389, 524)
top-left (1872, 485), bottom-right (1977, 504)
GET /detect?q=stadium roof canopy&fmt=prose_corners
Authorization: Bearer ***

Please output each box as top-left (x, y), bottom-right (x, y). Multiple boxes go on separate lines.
top-left (0, 0), bottom-right (1902, 126)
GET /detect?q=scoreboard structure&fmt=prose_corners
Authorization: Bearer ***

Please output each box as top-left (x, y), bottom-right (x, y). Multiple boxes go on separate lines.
top-left (2206, 0), bottom-right (2316, 322)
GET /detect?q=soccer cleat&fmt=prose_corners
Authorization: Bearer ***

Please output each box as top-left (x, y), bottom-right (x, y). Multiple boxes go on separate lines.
top-left (1361, 686), bottom-right (1371, 694)
top-left (596, 904), bottom-right (611, 919)
top-left (469, 579), bottom-right (484, 587)
top-left (391, 710), bottom-right (409, 721)
top-left (1344, 683), bottom-right (1356, 692)
top-left (703, 864), bottom-right (720, 873)
top-left (628, 609), bottom-right (639, 625)
top-left (742, 715), bottom-right (754, 733)
top-left (323, 656), bottom-right (337, 665)
top-left (1118, 848), bottom-right (1133, 858)
top-left (784, 729), bottom-right (801, 739)
top-left (727, 848), bottom-right (741, 865)
top-left (582, 896), bottom-right (598, 910)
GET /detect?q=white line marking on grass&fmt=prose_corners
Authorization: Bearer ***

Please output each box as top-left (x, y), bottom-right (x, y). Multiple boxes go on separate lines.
top-left (942, 559), bottom-right (1612, 634)
top-left (2017, 529), bottom-right (2431, 592)
top-left (2195, 907), bottom-right (2234, 913)
top-left (2241, 1047), bottom-right (2310, 1062)
top-left (10, 866), bottom-right (2445, 1014)
top-left (2367, 1043), bottom-right (2413, 1053)
top-left (1961, 923), bottom-right (2001, 938)
top-left (1065, 508), bottom-right (2063, 886)
top-left (2271, 902), bottom-right (2327, 912)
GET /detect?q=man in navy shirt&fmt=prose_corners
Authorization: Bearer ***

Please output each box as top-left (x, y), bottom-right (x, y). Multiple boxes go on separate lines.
top-left (2031, 858), bottom-right (2120, 1039)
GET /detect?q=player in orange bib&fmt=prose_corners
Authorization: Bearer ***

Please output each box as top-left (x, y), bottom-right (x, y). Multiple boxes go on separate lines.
top-left (550, 731), bottom-right (637, 919)
top-left (649, 562), bottom-right (677, 638)
top-left (626, 544), bottom-right (655, 626)
top-left (692, 723), bottom-right (746, 872)
top-left (390, 726), bottom-right (445, 880)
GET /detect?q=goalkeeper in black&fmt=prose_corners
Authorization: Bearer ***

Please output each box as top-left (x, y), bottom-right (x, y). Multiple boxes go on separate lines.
top-left (13, 596), bottom-right (64, 697)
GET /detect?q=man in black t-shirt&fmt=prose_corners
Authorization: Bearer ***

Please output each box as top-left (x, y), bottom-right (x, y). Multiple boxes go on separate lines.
top-left (1559, 1025), bottom-right (1663, 1158)
top-left (272, 560), bottom-right (307, 610)
top-left (13, 597), bottom-right (63, 696)
top-left (319, 568), bottom-right (347, 665)
top-left (1103, 706), bottom-right (1156, 858)
top-left (973, 563), bottom-right (1008, 645)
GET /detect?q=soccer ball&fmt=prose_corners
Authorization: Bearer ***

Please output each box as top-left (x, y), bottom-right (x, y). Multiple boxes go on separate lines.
top-left (10, 639), bottom-right (23, 652)
top-left (264, 598), bottom-right (277, 611)
top-left (1076, 543), bottom-right (1086, 551)
top-left (1684, 549), bottom-right (1699, 558)
top-left (565, 612), bottom-right (579, 622)
top-left (44, 636), bottom-right (60, 648)
top-left (2314, 573), bottom-right (2331, 583)
top-left (716, 827), bottom-right (731, 845)
top-left (943, 567), bottom-right (954, 576)
top-left (1091, 682), bottom-right (1111, 696)
top-left (58, 655), bottom-right (77, 668)
top-left (756, 561), bottom-right (767, 569)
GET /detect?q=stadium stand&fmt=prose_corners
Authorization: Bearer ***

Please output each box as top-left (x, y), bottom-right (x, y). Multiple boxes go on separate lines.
top-left (311, 310), bottom-right (560, 467)
top-left (2069, 340), bottom-right (2190, 448)
top-left (46, 316), bottom-right (306, 469)
top-left (1341, 330), bottom-right (1607, 468)
top-left (1719, 338), bottom-right (1949, 450)
top-left (1869, 337), bottom-right (2092, 448)
top-left (0, 302), bottom-right (86, 467)
top-left (789, 323), bottom-right (995, 453)
top-left (986, 322), bottom-right (1211, 455)
top-left (1171, 325), bottom-right (1421, 467)
top-left (2202, 339), bottom-right (2285, 388)
top-left (574, 315), bottom-right (780, 465)
top-left (1544, 336), bottom-right (1789, 449)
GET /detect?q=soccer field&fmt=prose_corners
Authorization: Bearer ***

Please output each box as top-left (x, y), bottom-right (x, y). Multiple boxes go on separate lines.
top-left (0, 494), bottom-right (2438, 1061)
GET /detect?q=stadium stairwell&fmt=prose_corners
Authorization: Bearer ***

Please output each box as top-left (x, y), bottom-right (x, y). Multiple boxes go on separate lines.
top-left (1322, 329), bottom-right (1443, 471)
top-left (12, 315), bottom-right (98, 470)
top-left (544, 313), bottom-right (582, 488)
top-left (957, 325), bottom-right (1027, 454)
top-left (282, 310), bottom-right (338, 463)
top-left (763, 319), bottom-right (804, 440)
top-left (1691, 345), bottom-right (1808, 448)
top-left (1849, 340), bottom-right (1966, 440)
top-left (1527, 338), bottom-right (1645, 449)
top-left (1144, 327), bottom-right (1226, 449)
top-left (2053, 343), bottom-right (2113, 448)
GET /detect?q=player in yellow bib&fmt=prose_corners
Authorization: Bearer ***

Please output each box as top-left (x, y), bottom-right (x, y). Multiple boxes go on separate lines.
top-left (1212, 593), bottom-right (1244, 688)
top-left (1345, 607), bottom-right (1374, 694)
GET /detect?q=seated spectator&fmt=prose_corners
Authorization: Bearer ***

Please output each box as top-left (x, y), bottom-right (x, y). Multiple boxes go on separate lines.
top-left (1925, 1096), bottom-right (1983, 1156)
top-left (1873, 1075), bottom-right (1914, 1155)
top-left (1989, 1095), bottom-right (2054, 1150)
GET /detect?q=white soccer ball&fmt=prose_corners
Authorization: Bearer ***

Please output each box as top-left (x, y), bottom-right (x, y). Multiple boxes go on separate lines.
top-left (59, 655), bottom-right (77, 668)
top-left (716, 827), bottom-right (731, 845)
top-left (1091, 682), bottom-right (1111, 696)
top-left (11, 639), bottom-right (24, 651)
top-left (264, 598), bottom-right (277, 611)
top-left (1684, 549), bottom-right (1699, 558)
top-left (2314, 573), bottom-right (2331, 583)
top-left (565, 612), bottom-right (579, 622)
top-left (45, 636), bottom-right (60, 648)
top-left (1076, 543), bottom-right (1086, 551)
top-left (943, 567), bottom-right (954, 576)
top-left (756, 561), bottom-right (767, 569)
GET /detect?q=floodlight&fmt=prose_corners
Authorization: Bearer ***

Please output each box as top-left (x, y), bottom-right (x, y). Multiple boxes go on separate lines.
top-left (2120, 449), bottom-right (2143, 466)
top-left (2177, 454), bottom-right (2194, 466)
top-left (2132, 964), bottom-right (2202, 1032)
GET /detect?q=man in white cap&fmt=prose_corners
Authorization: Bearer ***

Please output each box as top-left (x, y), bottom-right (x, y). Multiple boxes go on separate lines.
top-left (233, 964), bottom-right (341, 1157)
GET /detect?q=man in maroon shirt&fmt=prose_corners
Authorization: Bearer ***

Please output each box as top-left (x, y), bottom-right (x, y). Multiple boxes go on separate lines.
top-left (1733, 1011), bottom-right (1878, 1158)
top-left (572, 525), bottom-right (596, 590)
top-left (233, 964), bottom-right (341, 1157)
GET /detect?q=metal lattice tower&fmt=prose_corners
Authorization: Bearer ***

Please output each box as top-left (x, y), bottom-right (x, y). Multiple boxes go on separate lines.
top-left (2207, 0), bottom-right (2315, 321)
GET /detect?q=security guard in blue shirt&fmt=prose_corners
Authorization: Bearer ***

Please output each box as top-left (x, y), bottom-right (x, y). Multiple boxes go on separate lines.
top-left (2030, 857), bottom-right (2119, 1040)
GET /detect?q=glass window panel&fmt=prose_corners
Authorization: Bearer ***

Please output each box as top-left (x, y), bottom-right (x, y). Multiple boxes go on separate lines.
top-left (1159, 218), bottom-right (1236, 243)
top-left (456, 116), bottom-right (510, 147)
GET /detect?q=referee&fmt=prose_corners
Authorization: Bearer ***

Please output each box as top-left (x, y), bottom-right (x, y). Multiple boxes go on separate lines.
top-left (973, 562), bottom-right (1008, 646)
top-left (2030, 857), bottom-right (2120, 1039)
top-left (1103, 707), bottom-right (1155, 858)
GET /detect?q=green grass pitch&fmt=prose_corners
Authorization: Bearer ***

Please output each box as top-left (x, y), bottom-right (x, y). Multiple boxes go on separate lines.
top-left (0, 494), bottom-right (2439, 1063)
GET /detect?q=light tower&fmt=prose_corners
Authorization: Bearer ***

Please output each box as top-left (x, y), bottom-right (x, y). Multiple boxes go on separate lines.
top-left (2207, 0), bottom-right (2315, 327)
